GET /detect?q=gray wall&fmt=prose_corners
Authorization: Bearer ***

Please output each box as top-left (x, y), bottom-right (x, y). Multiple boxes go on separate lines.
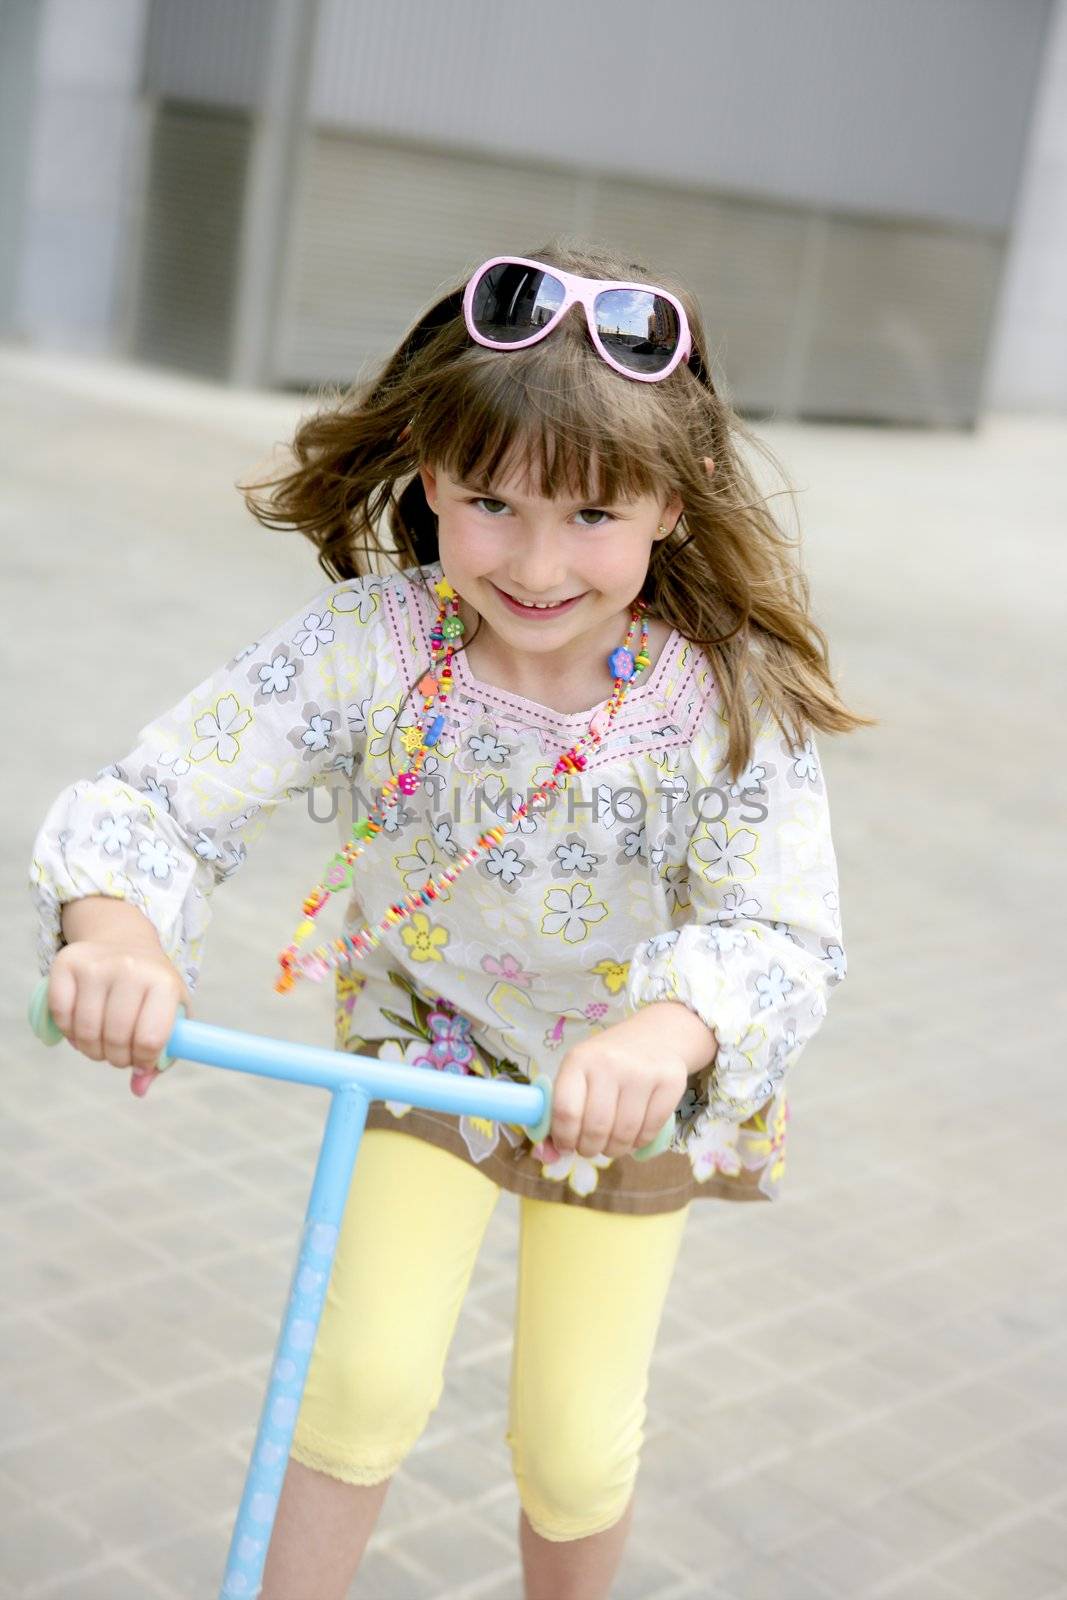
top-left (0, 0), bottom-right (43, 330)
top-left (303, 0), bottom-right (1047, 233)
top-left (8, 0), bottom-right (150, 354)
top-left (141, 0), bottom-right (1050, 231)
top-left (4, 0), bottom-right (1063, 413)
top-left (985, 0), bottom-right (1067, 410)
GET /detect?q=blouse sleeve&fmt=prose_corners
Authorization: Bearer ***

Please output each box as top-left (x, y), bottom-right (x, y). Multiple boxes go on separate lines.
top-left (625, 700), bottom-right (847, 1129)
top-left (29, 577), bottom-right (381, 991)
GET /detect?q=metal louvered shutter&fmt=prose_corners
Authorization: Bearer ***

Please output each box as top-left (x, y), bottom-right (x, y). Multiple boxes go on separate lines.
top-left (131, 101), bottom-right (252, 378)
top-left (274, 134), bottom-right (581, 386)
top-left (271, 131), bottom-right (1005, 425)
top-left (802, 216), bottom-right (1003, 427)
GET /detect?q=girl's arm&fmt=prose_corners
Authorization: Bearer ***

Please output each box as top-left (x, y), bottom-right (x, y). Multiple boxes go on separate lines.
top-left (30, 578), bottom-right (372, 993)
top-left (60, 895), bottom-right (167, 948)
top-left (625, 707), bottom-right (847, 1125)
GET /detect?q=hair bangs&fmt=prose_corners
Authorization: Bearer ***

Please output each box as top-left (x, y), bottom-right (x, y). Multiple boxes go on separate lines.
top-left (416, 337), bottom-right (677, 509)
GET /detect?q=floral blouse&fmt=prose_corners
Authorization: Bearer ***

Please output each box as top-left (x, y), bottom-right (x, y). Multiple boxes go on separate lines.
top-left (29, 559), bottom-right (847, 1214)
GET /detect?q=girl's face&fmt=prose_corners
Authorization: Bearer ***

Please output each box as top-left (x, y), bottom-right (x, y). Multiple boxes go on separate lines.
top-left (418, 457), bottom-right (682, 677)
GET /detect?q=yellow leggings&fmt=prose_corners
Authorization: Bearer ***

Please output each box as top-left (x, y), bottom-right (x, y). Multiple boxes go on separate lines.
top-left (290, 1127), bottom-right (690, 1541)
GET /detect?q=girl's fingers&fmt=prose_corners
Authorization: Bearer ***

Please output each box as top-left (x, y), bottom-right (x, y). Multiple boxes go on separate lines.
top-left (575, 1074), bottom-right (618, 1159)
top-left (637, 1078), bottom-right (685, 1148)
top-left (101, 979), bottom-right (148, 1069)
top-left (549, 1063), bottom-right (587, 1154)
top-left (70, 975), bottom-right (108, 1061)
top-left (47, 962), bottom-right (76, 1038)
top-left (130, 984), bottom-right (178, 1074)
top-left (603, 1084), bottom-right (651, 1157)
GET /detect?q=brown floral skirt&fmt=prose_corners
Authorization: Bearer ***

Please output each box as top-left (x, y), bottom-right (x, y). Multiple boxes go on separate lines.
top-left (337, 971), bottom-right (784, 1216)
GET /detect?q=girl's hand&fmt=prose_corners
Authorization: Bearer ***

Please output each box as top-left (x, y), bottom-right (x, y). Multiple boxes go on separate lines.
top-left (550, 1023), bottom-right (689, 1159)
top-left (47, 930), bottom-right (192, 1096)
top-left (549, 1002), bottom-right (718, 1158)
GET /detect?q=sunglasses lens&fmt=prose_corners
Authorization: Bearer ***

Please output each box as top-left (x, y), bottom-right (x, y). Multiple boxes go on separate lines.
top-left (593, 289), bottom-right (681, 374)
top-left (470, 263), bottom-right (566, 343)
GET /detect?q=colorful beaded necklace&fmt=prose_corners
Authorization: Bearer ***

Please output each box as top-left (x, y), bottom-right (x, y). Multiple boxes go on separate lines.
top-left (275, 575), bottom-right (651, 992)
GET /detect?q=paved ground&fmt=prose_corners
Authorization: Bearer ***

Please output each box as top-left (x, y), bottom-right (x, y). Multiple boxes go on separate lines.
top-left (2, 347), bottom-right (1065, 1600)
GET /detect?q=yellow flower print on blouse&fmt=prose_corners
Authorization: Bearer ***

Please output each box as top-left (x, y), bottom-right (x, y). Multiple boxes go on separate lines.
top-left (400, 910), bottom-right (449, 962)
top-left (737, 1095), bottom-right (788, 1191)
top-left (690, 819), bottom-right (759, 883)
top-left (189, 694), bottom-right (252, 765)
top-left (589, 958), bottom-right (629, 996)
top-left (540, 882), bottom-right (608, 944)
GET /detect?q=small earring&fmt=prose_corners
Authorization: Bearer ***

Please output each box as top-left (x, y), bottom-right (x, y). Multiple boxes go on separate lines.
top-left (657, 524), bottom-right (668, 535)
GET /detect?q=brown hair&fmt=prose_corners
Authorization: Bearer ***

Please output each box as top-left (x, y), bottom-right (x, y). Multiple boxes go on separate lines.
top-left (241, 236), bottom-right (875, 778)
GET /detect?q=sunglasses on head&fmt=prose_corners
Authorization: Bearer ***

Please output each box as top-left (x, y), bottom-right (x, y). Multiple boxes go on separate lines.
top-left (462, 255), bottom-right (709, 386)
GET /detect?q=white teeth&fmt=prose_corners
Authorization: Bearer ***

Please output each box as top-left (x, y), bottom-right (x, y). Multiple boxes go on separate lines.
top-left (510, 595), bottom-right (572, 609)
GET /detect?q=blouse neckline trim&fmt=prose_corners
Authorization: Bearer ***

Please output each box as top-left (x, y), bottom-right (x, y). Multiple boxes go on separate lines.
top-left (401, 561), bottom-right (688, 734)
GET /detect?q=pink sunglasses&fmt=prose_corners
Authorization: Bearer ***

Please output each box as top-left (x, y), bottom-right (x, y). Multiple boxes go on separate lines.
top-left (463, 255), bottom-right (699, 384)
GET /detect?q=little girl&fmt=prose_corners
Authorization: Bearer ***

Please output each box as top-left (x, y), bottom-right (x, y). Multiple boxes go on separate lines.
top-left (30, 242), bottom-right (869, 1599)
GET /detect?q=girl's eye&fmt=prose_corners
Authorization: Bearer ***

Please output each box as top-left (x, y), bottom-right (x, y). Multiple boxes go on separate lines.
top-left (469, 498), bottom-right (613, 527)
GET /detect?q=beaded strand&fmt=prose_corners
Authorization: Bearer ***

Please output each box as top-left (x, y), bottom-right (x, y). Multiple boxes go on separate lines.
top-left (275, 576), bottom-right (651, 992)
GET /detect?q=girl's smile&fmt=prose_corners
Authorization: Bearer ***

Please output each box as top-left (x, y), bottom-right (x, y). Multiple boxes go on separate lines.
top-left (490, 583), bottom-right (589, 617)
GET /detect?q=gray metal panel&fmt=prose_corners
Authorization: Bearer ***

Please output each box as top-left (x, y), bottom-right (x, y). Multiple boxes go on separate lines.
top-left (0, 0), bottom-right (43, 332)
top-left (275, 134), bottom-right (581, 382)
top-left (131, 102), bottom-right (251, 378)
top-left (275, 132), bottom-right (1002, 425)
top-left (144, 0), bottom-right (265, 108)
top-left (803, 217), bottom-right (1004, 426)
top-left (985, 0), bottom-right (1067, 410)
top-left (308, 0), bottom-right (1051, 231)
top-left (584, 181), bottom-right (810, 414)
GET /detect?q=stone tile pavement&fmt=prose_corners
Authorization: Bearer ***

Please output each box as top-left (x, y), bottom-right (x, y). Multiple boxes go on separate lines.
top-left (2, 348), bottom-right (1065, 1598)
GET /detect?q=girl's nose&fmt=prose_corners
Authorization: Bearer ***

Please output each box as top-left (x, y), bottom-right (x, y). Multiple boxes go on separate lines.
top-left (507, 535), bottom-right (570, 597)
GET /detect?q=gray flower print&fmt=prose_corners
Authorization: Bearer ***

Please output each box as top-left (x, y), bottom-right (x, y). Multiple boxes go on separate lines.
top-left (823, 942), bottom-right (847, 983)
top-left (784, 737), bottom-right (823, 792)
top-left (753, 963), bottom-right (794, 1010)
top-left (551, 833), bottom-right (606, 880)
top-left (91, 811), bottom-right (133, 857)
top-left (189, 826), bottom-right (244, 880)
top-left (251, 653), bottom-right (302, 703)
top-left (701, 923), bottom-right (749, 956)
top-left (616, 824), bottom-right (646, 864)
top-left (141, 774), bottom-right (172, 813)
top-left (478, 838), bottom-right (532, 895)
top-left (219, 840), bottom-right (246, 879)
top-left (193, 827), bottom-right (225, 864)
top-left (431, 816), bottom-right (461, 858)
top-left (135, 836), bottom-right (180, 882)
top-left (769, 1026), bottom-right (800, 1069)
top-left (302, 712), bottom-right (335, 754)
top-left (326, 750), bottom-right (361, 779)
top-left (675, 1084), bottom-right (706, 1136)
top-left (228, 804), bottom-right (261, 831)
top-left (380, 800), bottom-right (416, 835)
top-left (286, 703), bottom-right (335, 762)
top-left (723, 759), bottom-right (773, 800)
